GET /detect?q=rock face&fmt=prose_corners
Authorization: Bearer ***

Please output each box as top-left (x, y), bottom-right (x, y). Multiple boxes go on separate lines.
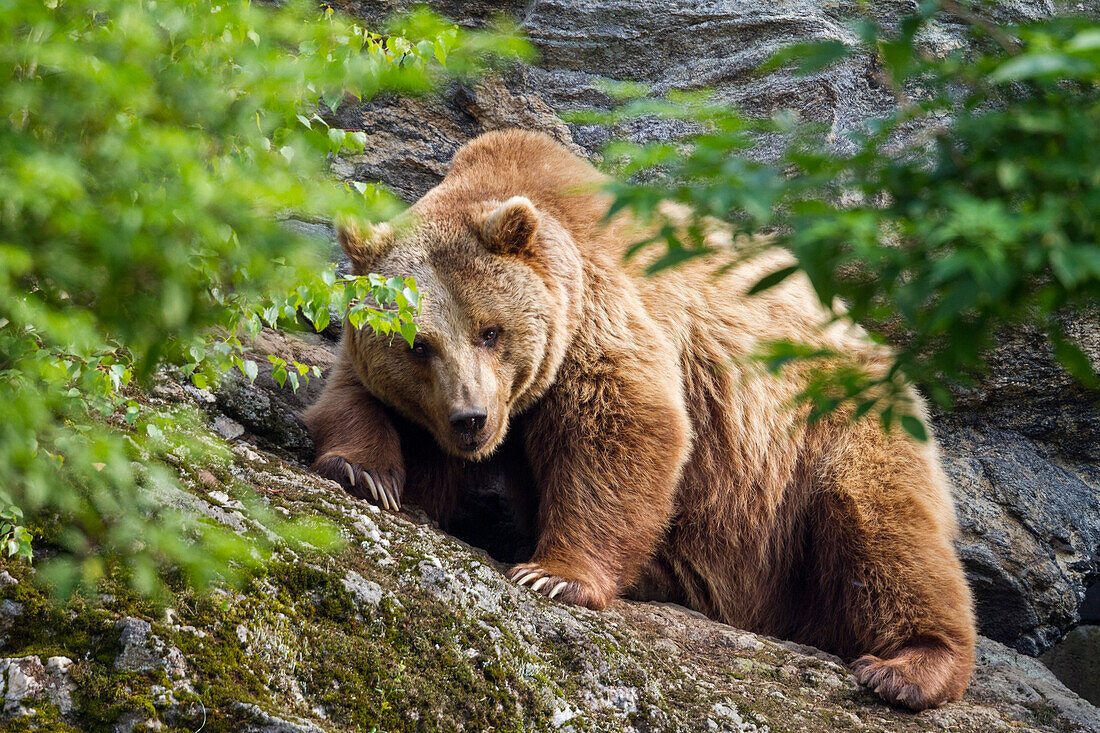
top-left (941, 417), bottom-right (1100, 656)
top-left (115, 617), bottom-right (187, 679)
top-left (323, 0), bottom-right (1100, 659)
top-left (938, 317), bottom-right (1100, 655)
top-left (3, 359), bottom-right (1098, 730)
top-left (335, 0), bottom-right (1063, 195)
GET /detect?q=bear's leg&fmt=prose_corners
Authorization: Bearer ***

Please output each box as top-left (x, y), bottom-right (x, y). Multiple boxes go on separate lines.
top-left (809, 422), bottom-right (976, 711)
top-left (509, 366), bottom-right (691, 610)
top-left (303, 358), bottom-right (404, 511)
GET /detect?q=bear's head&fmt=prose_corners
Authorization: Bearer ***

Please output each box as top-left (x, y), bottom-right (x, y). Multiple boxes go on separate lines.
top-left (339, 195), bottom-right (584, 460)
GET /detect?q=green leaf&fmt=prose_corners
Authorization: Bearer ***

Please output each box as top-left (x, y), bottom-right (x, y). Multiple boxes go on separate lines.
top-left (1051, 333), bottom-right (1100, 389)
top-left (399, 320), bottom-right (418, 348)
top-left (991, 53), bottom-right (1095, 82)
top-left (644, 247), bottom-right (710, 275)
top-left (1067, 28), bottom-right (1100, 52)
top-left (900, 415), bottom-right (928, 442)
top-left (760, 40), bottom-right (851, 76)
top-left (240, 359), bottom-right (259, 384)
top-left (747, 265), bottom-right (799, 295)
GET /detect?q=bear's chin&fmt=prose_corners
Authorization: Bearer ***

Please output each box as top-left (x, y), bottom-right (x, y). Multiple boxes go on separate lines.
top-left (439, 429), bottom-right (506, 463)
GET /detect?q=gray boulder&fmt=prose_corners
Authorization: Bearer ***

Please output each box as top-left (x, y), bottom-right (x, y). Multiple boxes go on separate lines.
top-left (5, 399), bottom-right (1097, 729)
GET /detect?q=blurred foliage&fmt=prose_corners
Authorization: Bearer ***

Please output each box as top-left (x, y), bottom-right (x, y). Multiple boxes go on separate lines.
top-left (1, 505), bottom-right (33, 560)
top-left (0, 0), bottom-right (528, 596)
top-left (580, 1), bottom-right (1100, 435)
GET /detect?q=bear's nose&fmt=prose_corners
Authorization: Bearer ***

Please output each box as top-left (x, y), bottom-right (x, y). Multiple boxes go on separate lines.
top-left (449, 409), bottom-right (487, 436)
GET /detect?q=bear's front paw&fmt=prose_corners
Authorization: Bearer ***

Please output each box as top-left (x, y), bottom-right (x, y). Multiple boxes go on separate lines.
top-left (314, 453), bottom-right (403, 512)
top-left (507, 562), bottom-right (611, 610)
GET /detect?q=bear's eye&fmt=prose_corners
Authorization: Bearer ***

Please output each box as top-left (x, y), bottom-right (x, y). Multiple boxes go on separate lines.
top-left (479, 325), bottom-right (501, 347)
top-left (410, 338), bottom-right (431, 359)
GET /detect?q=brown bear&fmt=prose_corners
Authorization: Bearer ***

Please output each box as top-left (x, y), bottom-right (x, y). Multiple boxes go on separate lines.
top-left (304, 129), bottom-right (976, 710)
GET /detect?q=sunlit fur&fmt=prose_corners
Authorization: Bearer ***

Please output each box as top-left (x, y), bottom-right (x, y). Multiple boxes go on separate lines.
top-left (305, 129), bottom-right (976, 710)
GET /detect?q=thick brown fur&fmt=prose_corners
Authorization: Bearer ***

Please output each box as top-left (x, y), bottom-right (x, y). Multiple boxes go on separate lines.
top-left (304, 129), bottom-right (976, 710)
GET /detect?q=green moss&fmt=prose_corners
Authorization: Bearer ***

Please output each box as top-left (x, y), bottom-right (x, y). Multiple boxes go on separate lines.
top-left (0, 573), bottom-right (117, 664)
top-left (270, 562), bottom-right (356, 622)
top-left (262, 566), bottom-right (554, 731)
top-left (1025, 701), bottom-right (1077, 732)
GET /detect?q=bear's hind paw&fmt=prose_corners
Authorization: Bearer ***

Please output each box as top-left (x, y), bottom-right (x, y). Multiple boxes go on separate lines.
top-left (315, 453), bottom-right (403, 512)
top-left (507, 562), bottom-right (609, 610)
top-left (851, 644), bottom-right (962, 711)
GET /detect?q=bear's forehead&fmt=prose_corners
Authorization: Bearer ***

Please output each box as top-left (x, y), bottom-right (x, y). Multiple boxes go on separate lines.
top-left (379, 215), bottom-right (524, 285)
top-left (381, 217), bottom-right (476, 268)
top-left (371, 228), bottom-right (520, 324)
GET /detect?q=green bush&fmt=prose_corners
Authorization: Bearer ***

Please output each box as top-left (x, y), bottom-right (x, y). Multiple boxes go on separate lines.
top-left (0, 0), bottom-right (528, 595)
top-left (585, 1), bottom-right (1100, 433)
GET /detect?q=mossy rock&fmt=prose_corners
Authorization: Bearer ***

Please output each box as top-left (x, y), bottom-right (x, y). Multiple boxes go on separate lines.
top-left (2, 366), bottom-right (1098, 732)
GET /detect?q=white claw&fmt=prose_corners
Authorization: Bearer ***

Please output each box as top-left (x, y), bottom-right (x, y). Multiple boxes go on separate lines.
top-left (344, 463), bottom-right (356, 487)
top-left (390, 478), bottom-right (401, 509)
top-left (531, 576), bottom-right (550, 592)
top-left (548, 581), bottom-right (568, 600)
top-left (515, 572), bottom-right (538, 587)
top-left (364, 473), bottom-right (381, 503)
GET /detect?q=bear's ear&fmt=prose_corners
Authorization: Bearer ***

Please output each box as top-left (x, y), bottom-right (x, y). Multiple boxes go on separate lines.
top-left (480, 196), bottom-right (540, 258)
top-left (337, 217), bottom-right (393, 273)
